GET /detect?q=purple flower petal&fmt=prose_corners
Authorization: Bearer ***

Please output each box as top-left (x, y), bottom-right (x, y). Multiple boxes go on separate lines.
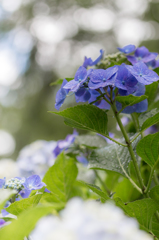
top-left (23, 175), bottom-right (46, 191)
top-left (55, 79), bottom-right (70, 110)
top-left (125, 62), bottom-right (159, 85)
top-left (117, 44), bottom-right (136, 54)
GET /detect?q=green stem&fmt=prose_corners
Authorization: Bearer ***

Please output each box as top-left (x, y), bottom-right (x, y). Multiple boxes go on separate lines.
top-left (110, 101), bottom-right (146, 195)
top-left (103, 134), bottom-right (127, 147)
top-left (94, 170), bottom-right (111, 196)
top-left (130, 132), bottom-right (141, 143)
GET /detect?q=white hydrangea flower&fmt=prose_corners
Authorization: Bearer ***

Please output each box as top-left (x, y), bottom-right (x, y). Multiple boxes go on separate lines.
top-left (17, 140), bottom-right (57, 178)
top-left (0, 159), bottom-right (19, 179)
top-left (31, 198), bottom-right (153, 240)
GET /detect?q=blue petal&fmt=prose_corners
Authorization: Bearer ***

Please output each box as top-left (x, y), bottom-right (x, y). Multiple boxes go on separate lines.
top-left (74, 66), bottom-right (87, 82)
top-left (117, 45), bottom-right (136, 54)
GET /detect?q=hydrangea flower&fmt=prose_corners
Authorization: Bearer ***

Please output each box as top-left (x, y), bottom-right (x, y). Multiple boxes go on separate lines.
top-left (17, 140), bottom-right (56, 178)
top-left (83, 49), bottom-right (104, 68)
top-left (116, 83), bottom-right (148, 114)
top-left (3, 177), bottom-right (25, 190)
top-left (126, 61), bottom-right (159, 85)
top-left (88, 89), bottom-right (110, 110)
top-left (31, 198), bottom-right (152, 240)
top-left (115, 64), bottom-right (138, 94)
top-left (23, 175), bottom-right (46, 191)
top-left (75, 87), bottom-right (92, 103)
top-left (88, 66), bottom-right (118, 89)
top-left (146, 59), bottom-right (159, 70)
top-left (0, 178), bottom-right (5, 188)
top-left (55, 79), bottom-right (70, 110)
top-left (0, 219), bottom-right (7, 228)
top-left (64, 67), bottom-right (93, 92)
top-left (127, 46), bottom-right (158, 65)
top-left (117, 44), bottom-right (136, 54)
top-left (76, 154), bottom-right (88, 165)
top-left (53, 130), bottom-right (78, 157)
top-left (1, 201), bottom-right (10, 217)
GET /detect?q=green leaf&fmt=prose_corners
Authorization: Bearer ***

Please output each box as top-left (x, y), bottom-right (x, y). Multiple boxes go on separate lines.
top-left (145, 82), bottom-right (158, 107)
top-left (50, 78), bottom-right (73, 86)
top-left (149, 186), bottom-right (159, 204)
top-left (43, 152), bottom-right (78, 203)
top-left (154, 67), bottom-right (159, 75)
top-left (6, 193), bottom-right (43, 215)
top-left (115, 197), bottom-right (158, 234)
top-left (116, 95), bottom-right (147, 108)
top-left (136, 132), bottom-right (159, 167)
top-left (0, 189), bottom-right (16, 211)
top-left (76, 180), bottom-right (109, 201)
top-left (0, 206), bottom-right (54, 240)
top-left (139, 108), bottom-right (159, 131)
top-left (75, 134), bottom-right (107, 149)
top-left (88, 135), bottom-right (140, 177)
top-left (114, 178), bottom-right (141, 202)
top-left (51, 105), bottom-right (108, 136)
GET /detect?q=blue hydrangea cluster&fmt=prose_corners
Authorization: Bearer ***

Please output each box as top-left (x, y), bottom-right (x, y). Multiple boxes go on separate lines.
top-left (55, 45), bottom-right (159, 114)
top-left (0, 175), bottom-right (46, 196)
top-left (0, 175), bottom-right (46, 217)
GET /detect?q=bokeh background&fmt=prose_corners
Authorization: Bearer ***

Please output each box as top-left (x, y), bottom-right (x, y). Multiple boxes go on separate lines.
top-left (0, 0), bottom-right (159, 161)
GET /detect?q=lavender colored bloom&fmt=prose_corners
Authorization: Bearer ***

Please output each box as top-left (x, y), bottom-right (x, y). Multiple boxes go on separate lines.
top-left (144, 125), bottom-right (158, 136)
top-left (115, 64), bottom-right (138, 94)
top-left (55, 79), bottom-right (70, 110)
top-left (76, 154), bottom-right (88, 165)
top-left (0, 178), bottom-right (5, 188)
top-left (116, 83), bottom-right (148, 114)
top-left (75, 87), bottom-right (91, 103)
top-left (64, 67), bottom-right (93, 92)
top-left (19, 189), bottom-right (31, 198)
top-left (127, 46), bottom-right (158, 65)
top-left (0, 219), bottom-right (6, 228)
top-left (88, 89), bottom-right (110, 110)
top-left (53, 130), bottom-right (78, 157)
top-left (88, 66), bottom-right (118, 89)
top-left (44, 188), bottom-right (51, 193)
top-left (83, 49), bottom-right (104, 68)
top-left (1, 201), bottom-right (10, 217)
top-left (17, 140), bottom-right (56, 178)
top-left (126, 61), bottom-right (159, 85)
top-left (23, 175), bottom-right (46, 191)
top-left (146, 59), bottom-right (159, 70)
top-left (117, 44), bottom-right (136, 54)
